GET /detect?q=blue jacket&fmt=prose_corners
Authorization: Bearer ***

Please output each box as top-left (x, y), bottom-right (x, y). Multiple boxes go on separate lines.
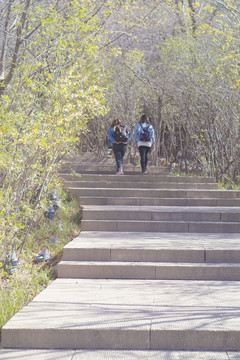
top-left (108, 126), bottom-right (131, 146)
top-left (133, 122), bottom-right (155, 146)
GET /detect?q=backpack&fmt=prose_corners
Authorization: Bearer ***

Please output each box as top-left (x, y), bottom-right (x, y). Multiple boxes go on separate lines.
top-left (114, 125), bottom-right (129, 144)
top-left (139, 124), bottom-right (151, 142)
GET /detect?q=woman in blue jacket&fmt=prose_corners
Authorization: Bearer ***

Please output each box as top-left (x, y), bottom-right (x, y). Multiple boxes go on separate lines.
top-left (108, 119), bottom-right (131, 175)
top-left (133, 115), bottom-right (155, 174)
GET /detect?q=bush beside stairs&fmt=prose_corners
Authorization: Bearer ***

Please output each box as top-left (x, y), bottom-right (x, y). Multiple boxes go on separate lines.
top-left (2, 155), bottom-right (240, 359)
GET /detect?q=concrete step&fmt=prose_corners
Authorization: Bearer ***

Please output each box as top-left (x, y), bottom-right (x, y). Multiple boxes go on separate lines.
top-left (69, 188), bottom-right (240, 199)
top-left (3, 278), bottom-right (240, 351)
top-left (61, 173), bottom-right (217, 184)
top-left (61, 232), bottom-right (240, 263)
top-left (81, 220), bottom-right (240, 233)
top-left (82, 206), bottom-right (240, 222)
top-left (59, 164), bottom-right (169, 174)
top-left (64, 180), bottom-right (219, 190)
top-left (78, 196), bottom-right (240, 206)
top-left (0, 349), bottom-right (239, 360)
top-left (63, 157), bottom-right (116, 164)
top-left (58, 260), bottom-right (240, 281)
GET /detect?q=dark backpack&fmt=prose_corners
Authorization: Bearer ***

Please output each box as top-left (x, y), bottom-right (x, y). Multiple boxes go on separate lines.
top-left (114, 125), bottom-right (129, 144)
top-left (139, 124), bottom-right (151, 142)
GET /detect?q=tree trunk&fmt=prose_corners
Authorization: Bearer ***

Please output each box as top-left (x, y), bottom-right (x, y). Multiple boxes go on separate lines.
top-left (0, 0), bottom-right (31, 97)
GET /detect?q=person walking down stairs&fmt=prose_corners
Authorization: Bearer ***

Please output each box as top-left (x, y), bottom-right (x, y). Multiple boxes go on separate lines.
top-left (133, 114), bottom-right (155, 174)
top-left (108, 118), bottom-right (131, 175)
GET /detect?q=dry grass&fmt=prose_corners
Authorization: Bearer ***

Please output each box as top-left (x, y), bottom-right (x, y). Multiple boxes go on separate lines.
top-left (0, 190), bottom-right (81, 335)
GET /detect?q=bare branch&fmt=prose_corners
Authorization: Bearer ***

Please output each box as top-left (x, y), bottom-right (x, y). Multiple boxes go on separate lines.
top-left (0, 0), bottom-right (14, 80)
top-left (0, 0), bottom-right (31, 95)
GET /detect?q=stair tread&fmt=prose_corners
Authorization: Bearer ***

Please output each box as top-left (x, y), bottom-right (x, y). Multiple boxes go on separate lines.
top-left (66, 181), bottom-right (217, 184)
top-left (82, 219), bottom-right (240, 224)
top-left (73, 187), bottom-right (237, 192)
top-left (65, 231), bottom-right (240, 247)
top-left (65, 182), bottom-right (219, 190)
top-left (82, 205), bottom-right (240, 212)
top-left (79, 198), bottom-right (240, 207)
top-left (3, 278), bottom-right (240, 333)
top-left (78, 195), bottom-right (240, 200)
top-left (61, 172), bottom-right (216, 178)
top-left (59, 260), bottom-right (240, 267)
top-left (0, 349), bottom-right (237, 360)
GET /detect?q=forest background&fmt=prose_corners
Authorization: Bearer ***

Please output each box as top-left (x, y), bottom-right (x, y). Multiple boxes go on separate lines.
top-left (0, 0), bottom-right (240, 265)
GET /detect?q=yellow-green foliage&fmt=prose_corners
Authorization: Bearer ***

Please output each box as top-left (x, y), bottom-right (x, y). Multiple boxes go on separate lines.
top-left (0, 191), bottom-right (80, 329)
top-left (0, 0), bottom-right (108, 258)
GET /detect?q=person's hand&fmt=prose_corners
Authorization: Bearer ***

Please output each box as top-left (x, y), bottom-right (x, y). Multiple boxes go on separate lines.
top-left (134, 145), bottom-right (138, 149)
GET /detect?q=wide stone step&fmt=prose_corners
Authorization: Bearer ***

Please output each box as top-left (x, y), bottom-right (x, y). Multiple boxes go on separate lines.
top-left (61, 173), bottom-right (217, 184)
top-left (3, 278), bottom-right (240, 351)
top-left (59, 164), bottom-right (169, 174)
top-left (81, 220), bottom-right (240, 233)
top-left (70, 188), bottom-right (238, 199)
top-left (58, 260), bottom-right (240, 281)
top-left (79, 196), bottom-right (240, 206)
top-left (82, 206), bottom-right (240, 222)
top-left (64, 180), bottom-right (219, 190)
top-left (61, 232), bottom-right (240, 263)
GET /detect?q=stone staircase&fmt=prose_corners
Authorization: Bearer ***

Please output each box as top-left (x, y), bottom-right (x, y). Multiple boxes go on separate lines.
top-left (2, 156), bottom-right (240, 358)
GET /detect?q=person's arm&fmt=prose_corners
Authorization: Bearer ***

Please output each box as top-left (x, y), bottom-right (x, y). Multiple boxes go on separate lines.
top-left (108, 127), bottom-right (115, 146)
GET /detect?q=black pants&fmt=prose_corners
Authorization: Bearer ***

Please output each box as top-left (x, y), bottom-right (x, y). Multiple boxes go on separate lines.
top-left (138, 146), bottom-right (151, 172)
top-left (113, 143), bottom-right (127, 172)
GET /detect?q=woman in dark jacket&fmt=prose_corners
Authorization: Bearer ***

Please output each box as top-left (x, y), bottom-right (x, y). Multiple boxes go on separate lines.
top-left (133, 115), bottom-right (155, 174)
top-left (108, 119), bottom-right (131, 175)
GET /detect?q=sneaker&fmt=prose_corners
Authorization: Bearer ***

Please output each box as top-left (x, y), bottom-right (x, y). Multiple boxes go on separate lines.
top-left (143, 170), bottom-right (147, 174)
top-left (116, 171), bottom-right (124, 175)
top-left (33, 248), bottom-right (50, 263)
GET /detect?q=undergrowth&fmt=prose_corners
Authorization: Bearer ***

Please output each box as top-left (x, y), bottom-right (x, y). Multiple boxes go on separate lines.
top-left (0, 189), bottom-right (81, 332)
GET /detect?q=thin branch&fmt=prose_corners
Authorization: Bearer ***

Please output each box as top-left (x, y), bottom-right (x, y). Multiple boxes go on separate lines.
top-left (0, 0), bottom-right (14, 80)
top-left (100, 3), bottom-right (162, 50)
top-left (0, 0), bottom-right (31, 95)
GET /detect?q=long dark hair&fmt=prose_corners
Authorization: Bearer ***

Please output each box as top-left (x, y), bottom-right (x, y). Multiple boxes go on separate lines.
top-left (140, 114), bottom-right (150, 124)
top-left (111, 118), bottom-right (124, 128)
